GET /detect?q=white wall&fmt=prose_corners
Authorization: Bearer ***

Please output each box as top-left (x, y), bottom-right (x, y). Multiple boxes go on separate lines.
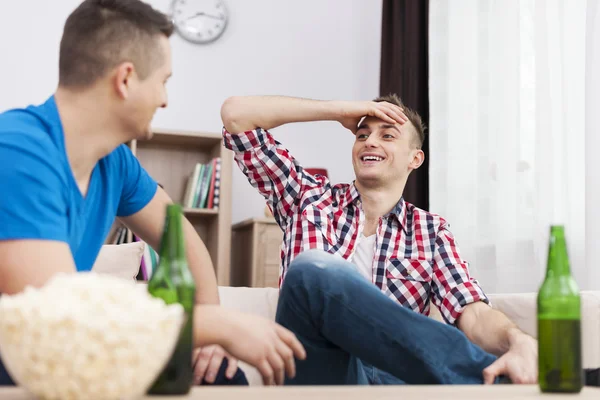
top-left (0, 0), bottom-right (383, 224)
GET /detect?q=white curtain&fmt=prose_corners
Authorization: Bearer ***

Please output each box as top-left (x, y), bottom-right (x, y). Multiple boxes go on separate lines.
top-left (586, 0), bottom-right (600, 290)
top-left (428, 0), bottom-right (589, 294)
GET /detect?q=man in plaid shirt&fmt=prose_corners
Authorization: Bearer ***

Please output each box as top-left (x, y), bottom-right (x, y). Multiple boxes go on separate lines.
top-left (221, 94), bottom-right (537, 385)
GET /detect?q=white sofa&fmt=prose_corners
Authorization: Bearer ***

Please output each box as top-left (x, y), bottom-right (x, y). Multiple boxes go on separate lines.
top-left (92, 243), bottom-right (600, 386)
top-left (217, 286), bottom-right (600, 386)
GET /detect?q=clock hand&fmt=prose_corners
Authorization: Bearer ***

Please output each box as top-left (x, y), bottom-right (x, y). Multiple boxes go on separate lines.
top-left (184, 11), bottom-right (224, 21)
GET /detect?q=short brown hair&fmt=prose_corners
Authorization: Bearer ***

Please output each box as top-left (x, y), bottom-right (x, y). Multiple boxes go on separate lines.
top-left (374, 94), bottom-right (426, 149)
top-left (59, 0), bottom-right (174, 88)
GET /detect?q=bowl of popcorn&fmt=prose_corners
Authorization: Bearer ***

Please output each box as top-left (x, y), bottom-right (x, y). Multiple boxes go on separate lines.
top-left (0, 273), bottom-right (185, 400)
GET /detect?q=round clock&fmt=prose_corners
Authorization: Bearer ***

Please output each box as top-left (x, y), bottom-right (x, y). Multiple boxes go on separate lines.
top-left (171, 0), bottom-right (228, 44)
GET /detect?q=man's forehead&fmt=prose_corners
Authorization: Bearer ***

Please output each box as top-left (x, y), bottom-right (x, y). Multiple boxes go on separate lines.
top-left (358, 116), bottom-right (415, 133)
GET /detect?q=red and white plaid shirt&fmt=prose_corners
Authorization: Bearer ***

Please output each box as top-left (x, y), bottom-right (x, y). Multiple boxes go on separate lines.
top-left (224, 127), bottom-right (488, 324)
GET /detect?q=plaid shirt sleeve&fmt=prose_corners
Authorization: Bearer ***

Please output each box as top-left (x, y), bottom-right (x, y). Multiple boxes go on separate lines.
top-left (222, 127), bottom-right (322, 227)
top-left (431, 220), bottom-right (490, 325)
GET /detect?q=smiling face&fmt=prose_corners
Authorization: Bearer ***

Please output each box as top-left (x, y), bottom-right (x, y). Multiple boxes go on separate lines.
top-left (351, 116), bottom-right (424, 189)
top-left (116, 35), bottom-right (172, 140)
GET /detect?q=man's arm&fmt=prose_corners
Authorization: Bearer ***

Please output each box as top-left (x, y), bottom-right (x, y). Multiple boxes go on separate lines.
top-left (120, 187), bottom-right (219, 305)
top-left (457, 301), bottom-right (533, 356)
top-left (220, 95), bottom-right (407, 134)
top-left (0, 131), bottom-right (75, 295)
top-left (220, 96), bottom-right (408, 228)
top-left (458, 302), bottom-right (538, 384)
top-left (0, 241), bottom-right (76, 295)
top-left (193, 304), bottom-right (306, 385)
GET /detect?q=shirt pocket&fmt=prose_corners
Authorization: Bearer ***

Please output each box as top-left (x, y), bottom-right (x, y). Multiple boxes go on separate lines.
top-left (385, 258), bottom-right (434, 311)
top-left (386, 258), bottom-right (434, 282)
top-left (301, 207), bottom-right (338, 248)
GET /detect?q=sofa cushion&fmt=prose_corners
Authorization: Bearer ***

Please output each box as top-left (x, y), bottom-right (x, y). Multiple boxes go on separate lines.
top-left (217, 286), bottom-right (279, 386)
top-left (91, 242), bottom-right (145, 281)
top-left (488, 291), bottom-right (600, 369)
top-left (218, 286), bottom-right (279, 320)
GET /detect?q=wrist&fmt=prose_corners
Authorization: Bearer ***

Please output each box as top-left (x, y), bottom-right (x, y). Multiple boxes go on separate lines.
top-left (507, 326), bottom-right (532, 349)
top-left (193, 305), bottom-right (233, 348)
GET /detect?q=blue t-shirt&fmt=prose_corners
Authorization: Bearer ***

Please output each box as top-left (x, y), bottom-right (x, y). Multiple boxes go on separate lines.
top-left (0, 95), bottom-right (158, 270)
top-left (0, 96), bottom-right (158, 385)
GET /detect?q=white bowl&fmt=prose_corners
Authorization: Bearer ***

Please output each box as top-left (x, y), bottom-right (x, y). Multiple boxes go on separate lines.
top-left (0, 273), bottom-right (184, 400)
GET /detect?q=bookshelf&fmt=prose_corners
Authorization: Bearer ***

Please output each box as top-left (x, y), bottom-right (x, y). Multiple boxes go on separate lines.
top-left (107, 129), bottom-right (233, 286)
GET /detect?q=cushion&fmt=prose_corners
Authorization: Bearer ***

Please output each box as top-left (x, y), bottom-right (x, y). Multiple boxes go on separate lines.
top-left (91, 242), bottom-right (145, 281)
top-left (217, 286), bottom-right (280, 386)
top-left (488, 291), bottom-right (600, 369)
top-left (218, 286), bottom-right (279, 320)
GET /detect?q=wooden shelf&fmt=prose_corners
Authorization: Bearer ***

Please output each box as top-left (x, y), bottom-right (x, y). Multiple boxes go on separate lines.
top-left (232, 217), bottom-right (277, 230)
top-left (110, 128), bottom-right (233, 286)
top-left (184, 207), bottom-right (219, 216)
top-left (148, 129), bottom-right (223, 149)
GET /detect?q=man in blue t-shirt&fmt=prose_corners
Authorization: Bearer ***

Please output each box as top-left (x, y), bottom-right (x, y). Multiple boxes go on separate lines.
top-left (0, 0), bottom-right (304, 388)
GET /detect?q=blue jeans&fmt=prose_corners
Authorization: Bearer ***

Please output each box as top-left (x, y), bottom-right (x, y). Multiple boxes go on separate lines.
top-left (275, 250), bottom-right (498, 385)
top-left (0, 356), bottom-right (12, 386)
top-left (199, 358), bottom-right (248, 386)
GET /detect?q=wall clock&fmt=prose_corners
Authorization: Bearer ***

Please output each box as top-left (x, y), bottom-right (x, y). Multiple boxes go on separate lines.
top-left (171, 0), bottom-right (228, 44)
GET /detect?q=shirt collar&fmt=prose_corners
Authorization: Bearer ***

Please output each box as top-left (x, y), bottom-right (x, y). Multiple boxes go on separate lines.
top-left (388, 197), bottom-right (408, 234)
top-left (346, 182), bottom-right (408, 234)
top-left (340, 182), bottom-right (361, 209)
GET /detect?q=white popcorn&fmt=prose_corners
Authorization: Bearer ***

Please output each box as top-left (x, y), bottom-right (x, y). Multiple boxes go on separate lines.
top-left (0, 272), bottom-right (184, 400)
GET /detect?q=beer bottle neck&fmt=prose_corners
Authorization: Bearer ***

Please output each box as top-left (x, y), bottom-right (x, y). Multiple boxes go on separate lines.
top-left (546, 226), bottom-right (571, 277)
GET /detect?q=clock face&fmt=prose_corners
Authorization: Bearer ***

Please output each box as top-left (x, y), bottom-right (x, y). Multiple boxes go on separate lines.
top-left (171, 0), bottom-right (228, 44)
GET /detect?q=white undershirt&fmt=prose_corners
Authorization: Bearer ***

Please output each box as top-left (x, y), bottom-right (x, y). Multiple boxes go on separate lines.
top-left (352, 233), bottom-right (376, 282)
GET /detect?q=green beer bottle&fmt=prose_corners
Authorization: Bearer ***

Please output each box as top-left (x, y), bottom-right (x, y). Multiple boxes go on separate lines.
top-left (537, 225), bottom-right (583, 393)
top-left (147, 204), bottom-right (196, 395)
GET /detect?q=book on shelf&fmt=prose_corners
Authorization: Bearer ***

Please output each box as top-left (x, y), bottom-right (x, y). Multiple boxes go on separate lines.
top-left (182, 157), bottom-right (221, 209)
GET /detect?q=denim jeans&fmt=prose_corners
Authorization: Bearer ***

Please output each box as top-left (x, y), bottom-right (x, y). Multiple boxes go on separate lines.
top-left (275, 249), bottom-right (498, 385)
top-left (0, 356), bottom-right (12, 386)
top-left (199, 358), bottom-right (248, 386)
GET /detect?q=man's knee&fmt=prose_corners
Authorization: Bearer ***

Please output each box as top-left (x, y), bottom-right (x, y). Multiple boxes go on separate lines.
top-left (291, 249), bottom-right (337, 269)
top-left (283, 250), bottom-right (347, 288)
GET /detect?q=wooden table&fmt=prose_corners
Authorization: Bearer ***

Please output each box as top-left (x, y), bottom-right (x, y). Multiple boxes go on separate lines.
top-left (2, 385), bottom-right (600, 400)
